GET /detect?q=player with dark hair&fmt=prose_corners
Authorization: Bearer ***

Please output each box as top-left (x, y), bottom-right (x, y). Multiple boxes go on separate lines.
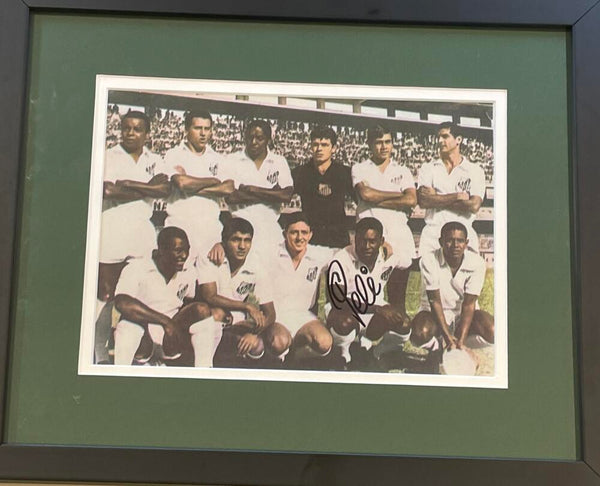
top-left (197, 217), bottom-right (292, 366)
top-left (112, 227), bottom-right (223, 367)
top-left (163, 109), bottom-right (234, 266)
top-left (326, 217), bottom-right (412, 367)
top-left (417, 122), bottom-right (485, 255)
top-left (352, 124), bottom-right (417, 263)
top-left (416, 221), bottom-right (494, 350)
top-left (291, 125), bottom-right (354, 253)
top-left (222, 119), bottom-right (293, 261)
top-left (96, 110), bottom-right (170, 362)
top-left (269, 212), bottom-right (333, 369)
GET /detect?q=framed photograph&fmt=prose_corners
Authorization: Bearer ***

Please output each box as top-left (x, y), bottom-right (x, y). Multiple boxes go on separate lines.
top-left (1, 1), bottom-right (599, 485)
top-left (78, 75), bottom-right (507, 388)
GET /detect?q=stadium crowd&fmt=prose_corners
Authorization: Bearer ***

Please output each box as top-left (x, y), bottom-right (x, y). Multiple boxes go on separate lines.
top-left (106, 105), bottom-right (494, 184)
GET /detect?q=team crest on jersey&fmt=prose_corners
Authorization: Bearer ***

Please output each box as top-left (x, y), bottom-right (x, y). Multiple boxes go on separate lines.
top-left (318, 183), bottom-right (332, 196)
top-left (236, 281), bottom-right (256, 296)
top-left (380, 266), bottom-right (393, 281)
top-left (177, 283), bottom-right (189, 301)
top-left (209, 163), bottom-right (218, 176)
top-left (306, 266), bottom-right (319, 282)
top-left (457, 178), bottom-right (472, 193)
top-left (266, 170), bottom-right (280, 184)
top-left (390, 175), bottom-right (403, 185)
top-left (145, 161), bottom-right (156, 177)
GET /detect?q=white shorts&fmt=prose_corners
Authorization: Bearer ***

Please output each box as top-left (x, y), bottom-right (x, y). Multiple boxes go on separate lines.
top-left (418, 223), bottom-right (479, 257)
top-left (164, 215), bottom-right (222, 265)
top-left (99, 212), bottom-right (156, 263)
top-left (384, 223), bottom-right (417, 262)
top-left (278, 310), bottom-right (319, 336)
top-left (232, 208), bottom-right (282, 262)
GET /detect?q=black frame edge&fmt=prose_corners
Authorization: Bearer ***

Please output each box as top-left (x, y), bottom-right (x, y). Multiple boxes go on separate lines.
top-left (573, 0), bottom-right (600, 477)
top-left (2, 0), bottom-right (600, 484)
top-left (21, 0), bottom-right (600, 26)
top-left (0, 0), bottom-right (29, 455)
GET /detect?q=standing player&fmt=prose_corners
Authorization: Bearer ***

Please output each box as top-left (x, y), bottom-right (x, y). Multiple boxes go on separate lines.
top-left (96, 111), bottom-right (170, 363)
top-left (99, 111), bottom-right (170, 301)
top-left (197, 218), bottom-right (292, 367)
top-left (417, 122), bottom-right (485, 255)
top-left (292, 126), bottom-right (354, 253)
top-left (352, 125), bottom-right (417, 263)
top-left (326, 217), bottom-right (412, 367)
top-left (270, 212), bottom-right (333, 369)
top-left (163, 110), bottom-right (234, 265)
top-left (416, 221), bottom-right (494, 350)
top-left (113, 227), bottom-right (223, 367)
top-left (224, 120), bottom-right (293, 261)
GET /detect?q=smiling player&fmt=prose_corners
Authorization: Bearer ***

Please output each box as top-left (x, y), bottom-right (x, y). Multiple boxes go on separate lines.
top-left (112, 227), bottom-right (222, 367)
top-left (269, 212), bottom-right (333, 369)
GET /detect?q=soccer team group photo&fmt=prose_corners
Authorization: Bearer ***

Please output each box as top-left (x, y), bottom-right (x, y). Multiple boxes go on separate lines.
top-left (79, 77), bottom-right (506, 386)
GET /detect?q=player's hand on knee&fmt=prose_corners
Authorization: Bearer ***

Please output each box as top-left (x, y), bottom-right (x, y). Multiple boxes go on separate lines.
top-left (237, 333), bottom-right (260, 356)
top-left (245, 304), bottom-right (266, 330)
top-left (162, 319), bottom-right (183, 349)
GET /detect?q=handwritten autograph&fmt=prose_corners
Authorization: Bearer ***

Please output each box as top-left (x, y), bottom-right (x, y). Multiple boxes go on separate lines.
top-left (326, 260), bottom-right (382, 327)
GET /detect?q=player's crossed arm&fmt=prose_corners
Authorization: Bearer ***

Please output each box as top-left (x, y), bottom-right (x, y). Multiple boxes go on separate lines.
top-left (355, 181), bottom-right (416, 211)
top-left (107, 173), bottom-right (172, 200)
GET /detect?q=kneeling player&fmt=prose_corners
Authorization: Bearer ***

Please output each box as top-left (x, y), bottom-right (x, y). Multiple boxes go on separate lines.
top-left (198, 217), bottom-right (291, 367)
top-left (326, 217), bottom-right (412, 368)
top-left (417, 221), bottom-right (494, 351)
top-left (270, 213), bottom-right (333, 369)
top-left (113, 227), bottom-right (222, 367)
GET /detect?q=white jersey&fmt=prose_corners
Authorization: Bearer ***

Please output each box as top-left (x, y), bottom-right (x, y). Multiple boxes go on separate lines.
top-left (328, 245), bottom-right (411, 309)
top-left (270, 243), bottom-right (328, 317)
top-left (419, 248), bottom-right (486, 325)
top-left (100, 144), bottom-right (165, 263)
top-left (197, 254), bottom-right (273, 322)
top-left (103, 144), bottom-right (164, 221)
top-left (115, 257), bottom-right (197, 319)
top-left (352, 158), bottom-right (416, 259)
top-left (163, 143), bottom-right (229, 226)
top-left (352, 158), bottom-right (415, 226)
top-left (227, 150), bottom-right (293, 259)
top-left (417, 156), bottom-right (485, 228)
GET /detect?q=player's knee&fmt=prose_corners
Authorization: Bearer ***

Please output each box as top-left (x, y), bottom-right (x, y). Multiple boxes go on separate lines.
top-left (267, 328), bottom-right (292, 355)
top-left (411, 311), bottom-right (438, 346)
top-left (327, 309), bottom-right (356, 334)
top-left (211, 307), bottom-right (227, 322)
top-left (191, 302), bottom-right (211, 320)
top-left (474, 310), bottom-right (495, 340)
top-left (313, 330), bottom-right (333, 355)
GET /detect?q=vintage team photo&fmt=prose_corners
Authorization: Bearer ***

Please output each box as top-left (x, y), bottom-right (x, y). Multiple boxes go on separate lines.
top-left (78, 76), bottom-right (507, 388)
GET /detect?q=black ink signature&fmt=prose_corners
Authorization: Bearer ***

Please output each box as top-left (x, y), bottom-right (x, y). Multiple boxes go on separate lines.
top-left (326, 260), bottom-right (382, 327)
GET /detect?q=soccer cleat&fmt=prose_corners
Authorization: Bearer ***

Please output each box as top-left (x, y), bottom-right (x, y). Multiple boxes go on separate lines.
top-left (348, 342), bottom-right (382, 372)
top-left (372, 331), bottom-right (411, 359)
